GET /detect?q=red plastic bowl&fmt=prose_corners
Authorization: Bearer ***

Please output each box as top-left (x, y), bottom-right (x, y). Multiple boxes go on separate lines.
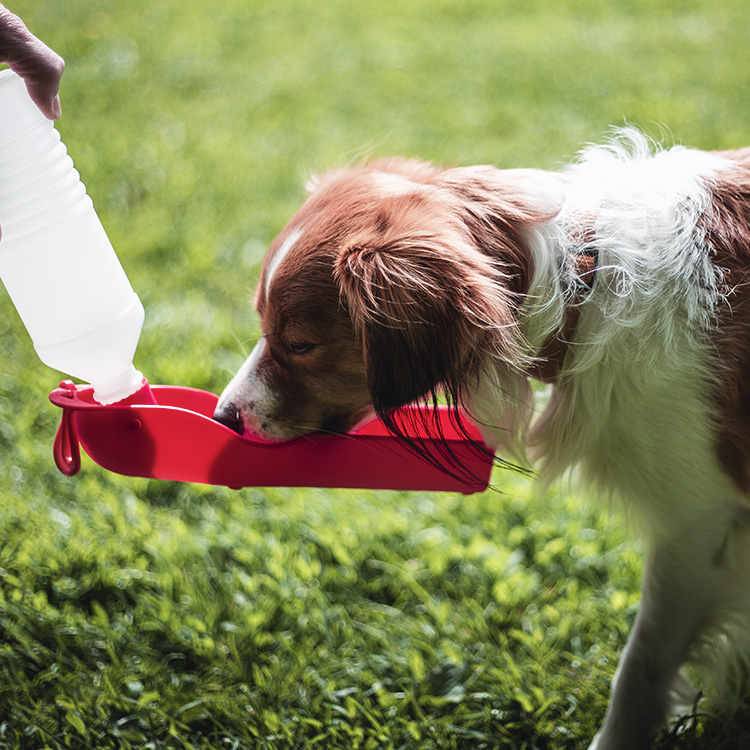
top-left (49, 380), bottom-right (494, 493)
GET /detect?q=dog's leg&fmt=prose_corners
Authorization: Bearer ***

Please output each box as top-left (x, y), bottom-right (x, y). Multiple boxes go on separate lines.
top-left (588, 508), bottom-right (738, 750)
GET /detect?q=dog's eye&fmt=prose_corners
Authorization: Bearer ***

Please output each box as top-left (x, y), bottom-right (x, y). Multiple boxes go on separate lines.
top-left (288, 342), bottom-right (316, 356)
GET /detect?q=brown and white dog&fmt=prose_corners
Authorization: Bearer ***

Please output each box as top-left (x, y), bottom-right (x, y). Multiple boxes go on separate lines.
top-left (215, 129), bottom-right (750, 749)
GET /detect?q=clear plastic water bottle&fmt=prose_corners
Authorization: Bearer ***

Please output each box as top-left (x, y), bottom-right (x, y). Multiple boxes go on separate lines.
top-left (0, 69), bottom-right (145, 404)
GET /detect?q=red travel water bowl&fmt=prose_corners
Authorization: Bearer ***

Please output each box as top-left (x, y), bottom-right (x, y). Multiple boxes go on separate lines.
top-left (49, 381), bottom-right (493, 494)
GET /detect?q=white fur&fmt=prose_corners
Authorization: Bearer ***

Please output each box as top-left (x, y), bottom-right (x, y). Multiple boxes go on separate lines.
top-left (218, 227), bottom-right (304, 437)
top-left (264, 227), bottom-right (303, 298)
top-left (470, 130), bottom-right (750, 749)
top-left (215, 336), bottom-right (278, 436)
top-left (371, 171), bottom-right (424, 198)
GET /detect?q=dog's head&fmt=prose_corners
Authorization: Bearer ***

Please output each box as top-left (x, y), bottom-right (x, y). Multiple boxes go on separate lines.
top-left (214, 158), bottom-right (555, 441)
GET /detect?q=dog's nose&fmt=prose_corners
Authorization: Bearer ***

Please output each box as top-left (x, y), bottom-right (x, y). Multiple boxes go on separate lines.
top-left (213, 402), bottom-right (245, 435)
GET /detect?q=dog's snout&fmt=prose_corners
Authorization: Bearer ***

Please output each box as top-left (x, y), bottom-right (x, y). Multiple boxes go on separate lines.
top-left (213, 402), bottom-right (245, 435)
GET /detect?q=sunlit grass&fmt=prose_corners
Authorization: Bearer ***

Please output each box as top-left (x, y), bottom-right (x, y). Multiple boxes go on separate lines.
top-left (2, 0), bottom-right (750, 747)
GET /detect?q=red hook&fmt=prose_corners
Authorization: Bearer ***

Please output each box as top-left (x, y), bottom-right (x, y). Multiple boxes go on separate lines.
top-left (52, 381), bottom-right (81, 476)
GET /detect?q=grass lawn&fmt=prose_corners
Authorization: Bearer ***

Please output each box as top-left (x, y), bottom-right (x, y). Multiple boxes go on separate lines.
top-left (2, 0), bottom-right (750, 747)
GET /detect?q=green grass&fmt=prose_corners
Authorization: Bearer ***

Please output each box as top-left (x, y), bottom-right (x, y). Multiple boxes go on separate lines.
top-left (3, 0), bottom-right (750, 747)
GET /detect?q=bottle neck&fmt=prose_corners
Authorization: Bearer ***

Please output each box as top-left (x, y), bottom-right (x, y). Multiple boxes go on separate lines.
top-left (92, 366), bottom-right (149, 405)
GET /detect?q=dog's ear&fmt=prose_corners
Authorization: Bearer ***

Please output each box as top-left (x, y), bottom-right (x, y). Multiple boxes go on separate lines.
top-left (435, 165), bottom-right (563, 296)
top-left (334, 212), bottom-right (524, 414)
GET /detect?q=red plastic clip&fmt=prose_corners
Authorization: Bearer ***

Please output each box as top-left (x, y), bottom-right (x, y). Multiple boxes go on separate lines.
top-left (52, 380), bottom-right (81, 476)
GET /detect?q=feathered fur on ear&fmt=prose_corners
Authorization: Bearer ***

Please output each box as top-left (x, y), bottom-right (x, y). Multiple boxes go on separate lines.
top-left (333, 194), bottom-right (527, 418)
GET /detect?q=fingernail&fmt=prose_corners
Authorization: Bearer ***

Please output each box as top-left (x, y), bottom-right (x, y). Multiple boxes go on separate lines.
top-left (51, 94), bottom-right (62, 120)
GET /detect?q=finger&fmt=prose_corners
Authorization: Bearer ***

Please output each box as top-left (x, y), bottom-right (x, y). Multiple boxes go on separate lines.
top-left (0, 5), bottom-right (64, 119)
top-left (10, 46), bottom-right (65, 120)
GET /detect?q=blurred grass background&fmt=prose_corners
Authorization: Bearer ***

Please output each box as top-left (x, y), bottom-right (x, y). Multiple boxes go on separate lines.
top-left (1, 0), bottom-right (750, 747)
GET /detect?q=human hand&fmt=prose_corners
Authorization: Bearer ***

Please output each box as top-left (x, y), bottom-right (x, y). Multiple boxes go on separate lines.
top-left (0, 3), bottom-right (64, 120)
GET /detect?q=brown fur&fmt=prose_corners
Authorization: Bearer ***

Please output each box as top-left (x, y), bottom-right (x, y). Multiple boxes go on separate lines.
top-left (254, 159), bottom-right (552, 438)
top-left (704, 149), bottom-right (750, 493)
